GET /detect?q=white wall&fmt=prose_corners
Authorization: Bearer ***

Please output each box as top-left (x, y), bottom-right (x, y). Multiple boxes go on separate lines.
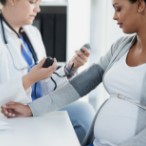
top-left (66, 0), bottom-right (91, 61)
top-left (89, 0), bottom-right (124, 109)
top-left (65, 0), bottom-right (92, 103)
top-left (90, 0), bottom-right (123, 63)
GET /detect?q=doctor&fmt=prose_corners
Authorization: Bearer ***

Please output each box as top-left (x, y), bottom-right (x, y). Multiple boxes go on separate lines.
top-left (0, 0), bottom-right (95, 143)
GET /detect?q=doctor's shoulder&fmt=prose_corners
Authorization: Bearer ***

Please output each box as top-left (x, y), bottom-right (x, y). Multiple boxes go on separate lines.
top-left (23, 25), bottom-right (41, 38)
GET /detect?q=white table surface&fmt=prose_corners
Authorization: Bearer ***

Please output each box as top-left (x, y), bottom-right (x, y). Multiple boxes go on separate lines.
top-left (0, 111), bottom-right (81, 146)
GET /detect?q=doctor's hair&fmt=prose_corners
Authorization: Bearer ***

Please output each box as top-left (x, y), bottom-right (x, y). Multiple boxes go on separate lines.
top-left (129, 0), bottom-right (146, 3)
top-left (0, 0), bottom-right (6, 5)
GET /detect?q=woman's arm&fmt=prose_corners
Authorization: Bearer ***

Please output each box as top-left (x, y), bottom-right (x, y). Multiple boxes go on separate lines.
top-left (1, 63), bottom-right (104, 117)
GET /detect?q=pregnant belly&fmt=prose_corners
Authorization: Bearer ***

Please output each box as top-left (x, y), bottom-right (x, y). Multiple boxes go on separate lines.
top-left (94, 97), bottom-right (139, 145)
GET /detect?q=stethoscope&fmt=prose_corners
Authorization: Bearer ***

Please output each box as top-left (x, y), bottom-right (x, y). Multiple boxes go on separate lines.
top-left (0, 14), bottom-right (38, 71)
top-left (0, 14), bottom-right (61, 93)
top-left (0, 13), bottom-right (42, 98)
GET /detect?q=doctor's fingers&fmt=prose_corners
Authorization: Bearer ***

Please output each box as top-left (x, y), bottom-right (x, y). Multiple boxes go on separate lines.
top-left (73, 58), bottom-right (85, 69)
top-left (75, 50), bottom-right (89, 61)
top-left (37, 58), bottom-right (46, 68)
top-left (80, 47), bottom-right (90, 57)
top-left (29, 60), bottom-right (57, 81)
top-left (73, 52), bottom-right (88, 66)
top-left (42, 58), bottom-right (57, 77)
top-left (37, 58), bottom-right (57, 69)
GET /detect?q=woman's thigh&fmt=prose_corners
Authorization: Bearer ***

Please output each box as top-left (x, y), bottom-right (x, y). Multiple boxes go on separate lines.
top-left (60, 100), bottom-right (95, 143)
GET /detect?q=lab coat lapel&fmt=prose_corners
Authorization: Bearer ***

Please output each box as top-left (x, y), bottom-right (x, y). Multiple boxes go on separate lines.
top-left (6, 35), bottom-right (28, 70)
top-left (23, 26), bottom-right (46, 61)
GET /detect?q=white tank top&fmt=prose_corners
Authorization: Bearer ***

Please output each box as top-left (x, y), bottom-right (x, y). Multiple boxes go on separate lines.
top-left (93, 51), bottom-right (146, 146)
top-left (104, 51), bottom-right (146, 101)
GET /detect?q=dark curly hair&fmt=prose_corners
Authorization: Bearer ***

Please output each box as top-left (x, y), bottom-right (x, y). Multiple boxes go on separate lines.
top-left (129, 0), bottom-right (146, 3)
top-left (0, 0), bottom-right (7, 5)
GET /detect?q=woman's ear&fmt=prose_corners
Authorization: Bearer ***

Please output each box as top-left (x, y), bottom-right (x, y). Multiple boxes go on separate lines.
top-left (137, 0), bottom-right (146, 13)
top-left (7, 0), bottom-right (15, 6)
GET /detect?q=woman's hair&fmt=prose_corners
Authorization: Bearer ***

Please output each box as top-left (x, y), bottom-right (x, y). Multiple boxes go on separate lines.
top-left (129, 0), bottom-right (146, 3)
top-left (0, 0), bottom-right (7, 5)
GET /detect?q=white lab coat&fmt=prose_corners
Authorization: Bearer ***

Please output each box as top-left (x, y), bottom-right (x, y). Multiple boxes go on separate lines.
top-left (0, 20), bottom-right (67, 106)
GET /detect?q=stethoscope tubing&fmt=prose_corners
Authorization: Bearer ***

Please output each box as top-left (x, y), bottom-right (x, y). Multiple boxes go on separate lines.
top-left (0, 14), bottom-right (38, 70)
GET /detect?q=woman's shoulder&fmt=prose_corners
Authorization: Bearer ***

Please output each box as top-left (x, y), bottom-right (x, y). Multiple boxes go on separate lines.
top-left (111, 34), bottom-right (136, 54)
top-left (114, 34), bottom-right (136, 46)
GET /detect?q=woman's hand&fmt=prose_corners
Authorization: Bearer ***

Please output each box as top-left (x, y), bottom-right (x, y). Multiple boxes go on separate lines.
top-left (67, 47), bottom-right (90, 69)
top-left (23, 58), bottom-right (57, 90)
top-left (1, 102), bottom-right (32, 118)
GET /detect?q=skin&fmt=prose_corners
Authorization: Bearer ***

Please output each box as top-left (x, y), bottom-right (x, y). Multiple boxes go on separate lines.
top-left (23, 58), bottom-right (57, 90)
top-left (2, 0), bottom-right (41, 32)
top-left (1, 0), bottom-right (90, 117)
top-left (113, 0), bottom-right (146, 67)
top-left (1, 102), bottom-right (33, 117)
top-left (68, 47), bottom-right (90, 69)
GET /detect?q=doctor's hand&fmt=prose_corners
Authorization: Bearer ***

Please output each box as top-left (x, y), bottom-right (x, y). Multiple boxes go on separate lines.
top-left (23, 58), bottom-right (57, 90)
top-left (1, 102), bottom-right (32, 118)
top-left (67, 47), bottom-right (90, 70)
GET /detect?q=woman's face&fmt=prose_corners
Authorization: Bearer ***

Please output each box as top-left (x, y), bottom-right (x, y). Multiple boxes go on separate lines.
top-left (112, 0), bottom-right (142, 34)
top-left (10, 0), bottom-right (40, 26)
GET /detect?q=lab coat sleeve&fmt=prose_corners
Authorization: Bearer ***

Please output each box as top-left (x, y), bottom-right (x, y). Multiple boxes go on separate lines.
top-left (0, 78), bottom-right (31, 106)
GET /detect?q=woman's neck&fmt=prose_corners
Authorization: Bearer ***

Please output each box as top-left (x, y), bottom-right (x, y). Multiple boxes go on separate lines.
top-left (136, 33), bottom-right (146, 53)
top-left (2, 8), bottom-right (20, 33)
